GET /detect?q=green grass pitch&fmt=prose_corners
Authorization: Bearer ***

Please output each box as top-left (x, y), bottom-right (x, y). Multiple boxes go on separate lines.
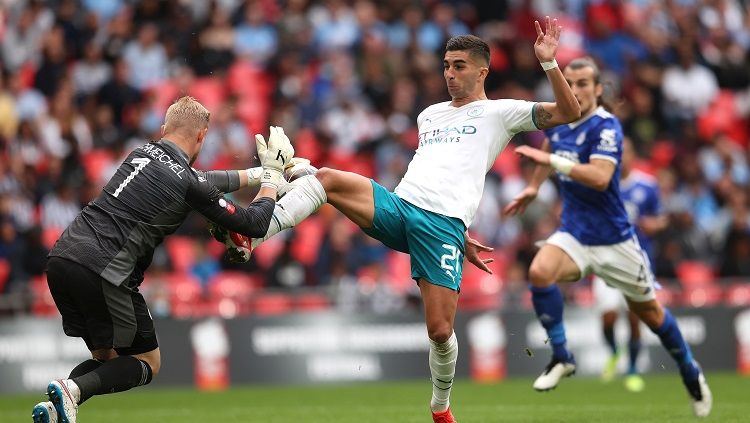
top-left (2, 373), bottom-right (747, 422)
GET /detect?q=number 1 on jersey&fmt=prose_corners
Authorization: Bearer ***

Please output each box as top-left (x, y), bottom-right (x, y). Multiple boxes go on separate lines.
top-left (113, 158), bottom-right (151, 198)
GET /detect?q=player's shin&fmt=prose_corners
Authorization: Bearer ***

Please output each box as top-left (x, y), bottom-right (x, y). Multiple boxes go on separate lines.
top-left (251, 175), bottom-right (326, 247)
top-left (72, 356), bottom-right (153, 403)
top-left (429, 332), bottom-right (458, 413)
top-left (649, 308), bottom-right (698, 376)
top-left (530, 285), bottom-right (571, 360)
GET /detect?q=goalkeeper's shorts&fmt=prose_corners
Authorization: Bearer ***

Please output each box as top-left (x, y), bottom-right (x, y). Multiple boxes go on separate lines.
top-left (46, 257), bottom-right (159, 355)
top-left (363, 180), bottom-right (466, 292)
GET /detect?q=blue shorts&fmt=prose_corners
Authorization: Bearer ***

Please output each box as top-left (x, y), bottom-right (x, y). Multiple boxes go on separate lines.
top-left (362, 180), bottom-right (466, 291)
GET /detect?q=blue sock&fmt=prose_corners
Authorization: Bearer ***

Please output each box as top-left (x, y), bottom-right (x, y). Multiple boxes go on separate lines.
top-left (530, 285), bottom-right (571, 361)
top-left (652, 309), bottom-right (698, 379)
top-left (627, 339), bottom-right (641, 374)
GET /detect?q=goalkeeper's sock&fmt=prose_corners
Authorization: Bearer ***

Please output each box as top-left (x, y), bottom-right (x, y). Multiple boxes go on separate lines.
top-left (429, 332), bottom-right (458, 413)
top-left (252, 175), bottom-right (326, 247)
top-left (68, 359), bottom-right (104, 379)
top-left (68, 359), bottom-right (104, 403)
top-left (72, 356), bottom-right (152, 403)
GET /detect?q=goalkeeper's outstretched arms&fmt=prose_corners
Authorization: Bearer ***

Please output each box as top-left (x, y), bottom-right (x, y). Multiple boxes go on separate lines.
top-left (187, 126), bottom-right (294, 238)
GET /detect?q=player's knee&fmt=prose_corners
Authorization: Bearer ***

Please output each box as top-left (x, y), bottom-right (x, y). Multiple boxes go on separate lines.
top-left (91, 349), bottom-right (117, 362)
top-left (528, 263), bottom-right (555, 287)
top-left (427, 323), bottom-right (453, 344)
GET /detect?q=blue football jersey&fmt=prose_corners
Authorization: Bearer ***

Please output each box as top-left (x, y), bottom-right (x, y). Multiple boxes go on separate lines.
top-left (621, 169), bottom-right (661, 265)
top-left (544, 107), bottom-right (633, 245)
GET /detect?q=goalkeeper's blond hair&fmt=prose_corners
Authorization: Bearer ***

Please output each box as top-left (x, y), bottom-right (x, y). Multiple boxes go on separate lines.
top-left (163, 96), bottom-right (210, 135)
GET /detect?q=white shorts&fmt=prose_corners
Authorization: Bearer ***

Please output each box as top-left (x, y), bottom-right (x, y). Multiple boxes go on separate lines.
top-left (544, 231), bottom-right (656, 303)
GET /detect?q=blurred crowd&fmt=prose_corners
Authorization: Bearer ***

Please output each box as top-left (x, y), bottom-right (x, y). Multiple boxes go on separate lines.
top-left (1, 0), bottom-right (749, 316)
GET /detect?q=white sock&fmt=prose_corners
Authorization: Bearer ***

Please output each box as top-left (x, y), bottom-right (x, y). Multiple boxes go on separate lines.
top-left (429, 332), bottom-right (458, 413)
top-left (252, 175), bottom-right (326, 247)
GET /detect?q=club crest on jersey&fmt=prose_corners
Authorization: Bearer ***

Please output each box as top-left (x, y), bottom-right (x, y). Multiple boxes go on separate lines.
top-left (218, 198), bottom-right (236, 214)
top-left (467, 105), bottom-right (484, 117)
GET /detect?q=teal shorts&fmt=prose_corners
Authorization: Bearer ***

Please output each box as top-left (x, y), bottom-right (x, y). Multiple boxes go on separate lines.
top-left (362, 180), bottom-right (466, 291)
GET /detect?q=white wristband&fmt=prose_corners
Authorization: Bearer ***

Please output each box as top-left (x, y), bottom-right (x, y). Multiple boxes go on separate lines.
top-left (549, 154), bottom-right (575, 175)
top-left (540, 59), bottom-right (558, 71)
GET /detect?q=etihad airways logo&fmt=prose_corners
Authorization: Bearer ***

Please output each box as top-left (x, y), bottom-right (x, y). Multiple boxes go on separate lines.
top-left (418, 125), bottom-right (476, 147)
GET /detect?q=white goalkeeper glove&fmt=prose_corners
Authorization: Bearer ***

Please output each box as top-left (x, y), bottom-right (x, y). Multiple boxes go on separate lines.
top-left (255, 126), bottom-right (294, 190)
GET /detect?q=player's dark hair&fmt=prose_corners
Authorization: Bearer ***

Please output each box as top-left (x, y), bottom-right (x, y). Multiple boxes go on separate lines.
top-left (566, 57), bottom-right (616, 112)
top-left (445, 35), bottom-right (490, 66)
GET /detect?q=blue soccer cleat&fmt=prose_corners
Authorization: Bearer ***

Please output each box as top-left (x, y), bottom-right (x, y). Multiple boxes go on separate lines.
top-left (32, 401), bottom-right (57, 423)
top-left (47, 379), bottom-right (79, 423)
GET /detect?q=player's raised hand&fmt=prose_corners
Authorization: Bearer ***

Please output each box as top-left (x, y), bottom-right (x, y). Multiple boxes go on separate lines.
top-left (515, 145), bottom-right (551, 165)
top-left (503, 186), bottom-right (538, 216)
top-left (534, 16), bottom-right (561, 63)
top-left (256, 126), bottom-right (295, 190)
top-left (465, 235), bottom-right (494, 274)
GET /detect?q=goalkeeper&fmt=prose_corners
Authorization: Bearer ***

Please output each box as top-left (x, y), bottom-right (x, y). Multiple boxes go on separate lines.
top-left (31, 96), bottom-right (292, 423)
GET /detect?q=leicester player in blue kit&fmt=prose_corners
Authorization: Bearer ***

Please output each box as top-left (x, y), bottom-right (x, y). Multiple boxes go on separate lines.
top-left (593, 137), bottom-right (668, 391)
top-left (505, 58), bottom-right (712, 417)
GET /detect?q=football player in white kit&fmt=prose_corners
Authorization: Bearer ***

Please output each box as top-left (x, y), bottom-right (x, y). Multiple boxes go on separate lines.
top-left (234, 17), bottom-right (581, 422)
top-left (594, 137), bottom-right (668, 392)
top-left (504, 57), bottom-right (711, 417)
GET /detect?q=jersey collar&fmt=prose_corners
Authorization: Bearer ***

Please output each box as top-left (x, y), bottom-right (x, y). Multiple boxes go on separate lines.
top-left (158, 139), bottom-right (191, 164)
top-left (567, 106), bottom-right (604, 130)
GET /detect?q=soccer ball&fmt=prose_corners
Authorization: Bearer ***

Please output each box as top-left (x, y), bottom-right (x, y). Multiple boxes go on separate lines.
top-left (209, 224), bottom-right (252, 263)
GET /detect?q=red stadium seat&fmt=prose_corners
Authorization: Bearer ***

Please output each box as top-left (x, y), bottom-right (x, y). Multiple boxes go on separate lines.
top-left (30, 275), bottom-right (59, 317)
top-left (165, 272), bottom-right (204, 318)
top-left (42, 226), bottom-right (63, 250)
top-left (252, 293), bottom-right (293, 315)
top-left (81, 150), bottom-right (115, 184)
top-left (676, 261), bottom-right (716, 288)
top-left (165, 236), bottom-right (197, 273)
top-left (208, 271), bottom-right (260, 297)
top-left (0, 259), bottom-right (9, 293)
top-left (295, 293), bottom-right (331, 312)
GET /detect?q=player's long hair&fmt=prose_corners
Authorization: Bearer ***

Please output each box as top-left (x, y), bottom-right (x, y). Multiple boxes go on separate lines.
top-left (566, 57), bottom-right (618, 113)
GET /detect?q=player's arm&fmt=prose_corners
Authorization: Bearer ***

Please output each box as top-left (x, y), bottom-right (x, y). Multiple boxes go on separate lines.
top-left (503, 140), bottom-right (553, 216)
top-left (186, 180), bottom-right (276, 238)
top-left (531, 16), bottom-right (581, 129)
top-left (638, 186), bottom-right (669, 236)
top-left (514, 145), bottom-right (616, 192)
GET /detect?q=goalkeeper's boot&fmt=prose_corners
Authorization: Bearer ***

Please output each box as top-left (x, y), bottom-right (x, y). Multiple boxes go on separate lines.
top-left (47, 379), bottom-right (79, 423)
top-left (432, 407), bottom-right (457, 423)
top-left (681, 361), bottom-right (712, 417)
top-left (32, 401), bottom-right (57, 423)
top-left (533, 354), bottom-right (576, 391)
top-left (601, 349), bottom-right (620, 382)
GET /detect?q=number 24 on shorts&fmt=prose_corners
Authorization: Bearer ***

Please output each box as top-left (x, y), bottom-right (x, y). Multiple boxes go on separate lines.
top-left (441, 244), bottom-right (461, 282)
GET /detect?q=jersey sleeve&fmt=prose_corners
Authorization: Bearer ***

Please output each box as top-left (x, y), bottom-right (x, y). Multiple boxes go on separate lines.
top-left (185, 179), bottom-right (275, 238)
top-left (497, 99), bottom-right (538, 135)
top-left (641, 183), bottom-right (663, 217)
top-left (589, 118), bottom-right (622, 165)
top-left (194, 169), bottom-right (242, 193)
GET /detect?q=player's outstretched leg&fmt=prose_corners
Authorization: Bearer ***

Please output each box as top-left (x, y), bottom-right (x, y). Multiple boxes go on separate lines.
top-left (629, 300), bottom-right (712, 416)
top-left (31, 401), bottom-right (58, 423)
top-left (251, 174), bottom-right (327, 248)
top-left (530, 284), bottom-right (576, 391)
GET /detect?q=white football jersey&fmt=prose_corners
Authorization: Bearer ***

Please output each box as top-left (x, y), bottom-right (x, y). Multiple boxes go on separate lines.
top-left (394, 99), bottom-right (537, 227)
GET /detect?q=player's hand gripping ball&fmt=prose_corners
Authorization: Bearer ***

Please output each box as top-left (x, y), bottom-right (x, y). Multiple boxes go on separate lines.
top-left (208, 223), bottom-right (252, 263)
